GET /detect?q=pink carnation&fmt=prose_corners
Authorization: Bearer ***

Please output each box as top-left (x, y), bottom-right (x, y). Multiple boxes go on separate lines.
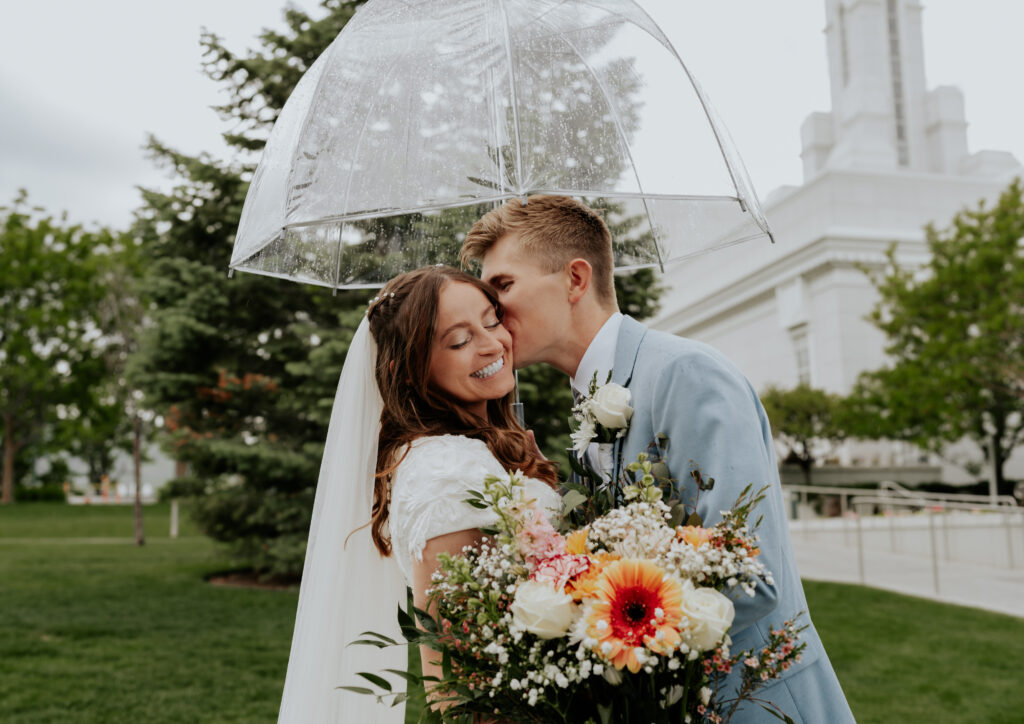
top-left (531, 553), bottom-right (591, 589)
top-left (516, 506), bottom-right (566, 565)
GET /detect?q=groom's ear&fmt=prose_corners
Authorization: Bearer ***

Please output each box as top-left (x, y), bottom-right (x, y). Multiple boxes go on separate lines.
top-left (566, 258), bottom-right (593, 304)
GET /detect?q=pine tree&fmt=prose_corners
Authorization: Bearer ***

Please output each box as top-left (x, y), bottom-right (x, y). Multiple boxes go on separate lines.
top-left (131, 2), bottom-right (366, 575)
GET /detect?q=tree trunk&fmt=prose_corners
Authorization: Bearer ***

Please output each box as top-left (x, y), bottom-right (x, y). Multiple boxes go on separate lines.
top-left (800, 458), bottom-right (813, 486)
top-left (798, 443), bottom-right (813, 486)
top-left (2, 416), bottom-right (17, 504)
top-left (133, 416), bottom-right (145, 546)
top-left (988, 432), bottom-right (1004, 502)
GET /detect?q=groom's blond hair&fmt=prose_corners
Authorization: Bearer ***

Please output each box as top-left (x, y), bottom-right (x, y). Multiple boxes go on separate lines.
top-left (460, 195), bottom-right (616, 306)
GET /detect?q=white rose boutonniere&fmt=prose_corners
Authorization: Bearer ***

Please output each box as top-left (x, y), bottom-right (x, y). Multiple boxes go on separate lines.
top-left (569, 372), bottom-right (633, 454)
top-left (590, 383), bottom-right (633, 429)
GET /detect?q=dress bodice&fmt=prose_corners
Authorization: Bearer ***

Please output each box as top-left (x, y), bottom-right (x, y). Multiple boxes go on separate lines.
top-left (388, 434), bottom-right (562, 585)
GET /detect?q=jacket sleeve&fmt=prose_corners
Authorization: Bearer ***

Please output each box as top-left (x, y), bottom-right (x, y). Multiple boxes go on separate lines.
top-left (647, 348), bottom-right (784, 634)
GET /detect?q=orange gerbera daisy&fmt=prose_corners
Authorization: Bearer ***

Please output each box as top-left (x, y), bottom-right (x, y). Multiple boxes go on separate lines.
top-left (584, 559), bottom-right (684, 673)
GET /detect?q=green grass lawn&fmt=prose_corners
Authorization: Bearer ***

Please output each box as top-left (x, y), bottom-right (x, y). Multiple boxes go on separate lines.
top-left (0, 501), bottom-right (199, 539)
top-left (1, 503), bottom-right (1022, 723)
top-left (803, 580), bottom-right (1024, 723)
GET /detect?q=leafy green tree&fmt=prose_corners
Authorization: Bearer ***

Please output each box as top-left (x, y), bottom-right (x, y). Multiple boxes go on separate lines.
top-left (760, 384), bottom-right (846, 485)
top-left (0, 194), bottom-right (111, 503)
top-left (846, 179), bottom-right (1024, 493)
top-left (93, 235), bottom-right (151, 543)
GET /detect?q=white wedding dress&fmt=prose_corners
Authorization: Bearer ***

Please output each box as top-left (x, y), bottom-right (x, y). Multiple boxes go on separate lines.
top-left (390, 434), bottom-right (562, 585)
top-left (278, 319), bottom-right (561, 723)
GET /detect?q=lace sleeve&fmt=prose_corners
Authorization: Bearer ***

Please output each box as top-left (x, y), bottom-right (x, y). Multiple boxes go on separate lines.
top-left (388, 435), bottom-right (504, 584)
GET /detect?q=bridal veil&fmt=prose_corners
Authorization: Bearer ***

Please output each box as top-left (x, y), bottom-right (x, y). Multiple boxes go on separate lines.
top-left (278, 317), bottom-right (407, 723)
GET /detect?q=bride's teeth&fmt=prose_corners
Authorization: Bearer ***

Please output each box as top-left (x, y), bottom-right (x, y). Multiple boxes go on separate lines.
top-left (471, 357), bottom-right (504, 379)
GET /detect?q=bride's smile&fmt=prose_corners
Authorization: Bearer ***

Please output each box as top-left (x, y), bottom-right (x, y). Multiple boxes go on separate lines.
top-left (470, 356), bottom-right (503, 379)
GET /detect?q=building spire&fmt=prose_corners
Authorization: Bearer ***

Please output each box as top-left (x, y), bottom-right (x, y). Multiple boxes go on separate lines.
top-left (799, 0), bottom-right (1013, 180)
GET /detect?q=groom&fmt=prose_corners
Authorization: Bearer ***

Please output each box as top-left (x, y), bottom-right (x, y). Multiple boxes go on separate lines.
top-left (462, 196), bottom-right (854, 723)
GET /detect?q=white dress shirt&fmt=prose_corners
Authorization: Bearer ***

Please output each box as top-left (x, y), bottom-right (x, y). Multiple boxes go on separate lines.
top-left (570, 312), bottom-right (623, 477)
top-left (570, 312), bottom-right (623, 398)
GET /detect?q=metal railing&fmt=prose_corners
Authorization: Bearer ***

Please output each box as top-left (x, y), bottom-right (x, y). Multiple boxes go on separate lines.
top-left (788, 494), bottom-right (1024, 596)
top-left (783, 481), bottom-right (1018, 519)
top-left (877, 480), bottom-right (1017, 507)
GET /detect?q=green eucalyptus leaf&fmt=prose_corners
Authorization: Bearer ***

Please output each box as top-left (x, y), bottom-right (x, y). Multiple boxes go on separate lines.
top-left (561, 489), bottom-right (588, 513)
top-left (356, 672), bottom-right (392, 691)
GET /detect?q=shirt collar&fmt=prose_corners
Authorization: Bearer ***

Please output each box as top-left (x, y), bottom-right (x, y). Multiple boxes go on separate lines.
top-left (571, 312), bottom-right (623, 397)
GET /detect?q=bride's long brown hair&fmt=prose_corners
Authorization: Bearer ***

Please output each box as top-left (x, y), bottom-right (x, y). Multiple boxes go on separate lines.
top-left (366, 266), bottom-right (559, 556)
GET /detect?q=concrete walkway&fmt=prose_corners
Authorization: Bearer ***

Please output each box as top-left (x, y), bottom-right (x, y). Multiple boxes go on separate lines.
top-left (789, 514), bottom-right (1024, 619)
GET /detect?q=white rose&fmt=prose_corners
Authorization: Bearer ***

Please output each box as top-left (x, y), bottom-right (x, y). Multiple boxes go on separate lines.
top-left (590, 383), bottom-right (633, 429)
top-left (510, 581), bottom-right (576, 639)
top-left (680, 583), bottom-right (735, 651)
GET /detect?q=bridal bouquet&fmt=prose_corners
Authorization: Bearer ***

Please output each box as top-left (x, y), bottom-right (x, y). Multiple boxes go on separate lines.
top-left (347, 454), bottom-right (805, 723)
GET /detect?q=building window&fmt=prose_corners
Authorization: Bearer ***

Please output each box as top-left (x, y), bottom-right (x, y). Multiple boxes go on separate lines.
top-left (839, 4), bottom-right (850, 87)
top-left (887, 0), bottom-right (909, 166)
top-left (791, 325), bottom-right (812, 385)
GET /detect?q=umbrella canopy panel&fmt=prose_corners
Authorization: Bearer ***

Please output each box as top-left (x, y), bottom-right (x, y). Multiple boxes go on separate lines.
top-left (232, 0), bottom-right (772, 289)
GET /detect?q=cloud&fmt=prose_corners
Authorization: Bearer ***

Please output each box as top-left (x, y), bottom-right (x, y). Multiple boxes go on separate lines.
top-left (0, 75), bottom-right (165, 226)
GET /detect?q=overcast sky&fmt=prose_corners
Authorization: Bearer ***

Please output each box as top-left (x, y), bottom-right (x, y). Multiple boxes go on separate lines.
top-left (1, 0), bottom-right (1021, 229)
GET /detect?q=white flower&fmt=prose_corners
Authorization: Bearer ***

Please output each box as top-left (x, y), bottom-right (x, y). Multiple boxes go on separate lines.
top-left (509, 581), bottom-right (576, 639)
top-left (665, 685), bottom-right (684, 706)
top-left (590, 382), bottom-right (633, 429)
top-left (699, 686), bottom-right (713, 706)
top-left (602, 666), bottom-right (623, 685)
top-left (570, 417), bottom-right (597, 454)
top-left (679, 582), bottom-right (735, 651)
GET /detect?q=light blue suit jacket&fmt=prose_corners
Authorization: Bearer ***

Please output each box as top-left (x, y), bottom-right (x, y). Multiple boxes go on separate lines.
top-left (608, 316), bottom-right (854, 723)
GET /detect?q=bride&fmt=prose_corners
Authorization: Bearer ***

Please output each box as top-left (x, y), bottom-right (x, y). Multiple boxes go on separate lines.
top-left (278, 265), bottom-right (563, 722)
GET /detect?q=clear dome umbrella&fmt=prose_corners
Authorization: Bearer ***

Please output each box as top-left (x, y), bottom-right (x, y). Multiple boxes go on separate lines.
top-left (230, 0), bottom-right (774, 290)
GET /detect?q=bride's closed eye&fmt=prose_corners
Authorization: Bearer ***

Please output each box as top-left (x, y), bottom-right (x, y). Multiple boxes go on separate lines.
top-left (451, 320), bottom-right (500, 349)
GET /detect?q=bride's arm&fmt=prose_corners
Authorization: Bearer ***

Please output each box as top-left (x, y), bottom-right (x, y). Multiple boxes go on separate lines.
top-left (412, 528), bottom-right (486, 704)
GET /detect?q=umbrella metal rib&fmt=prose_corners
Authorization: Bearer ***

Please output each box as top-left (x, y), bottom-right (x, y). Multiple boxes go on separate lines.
top-left (496, 0), bottom-right (527, 202)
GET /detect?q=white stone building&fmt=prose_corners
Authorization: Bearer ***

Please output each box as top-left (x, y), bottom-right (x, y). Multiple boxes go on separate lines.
top-left (650, 0), bottom-right (1022, 484)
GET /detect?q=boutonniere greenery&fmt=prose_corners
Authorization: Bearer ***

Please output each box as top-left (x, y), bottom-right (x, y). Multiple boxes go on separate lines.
top-left (568, 371), bottom-right (634, 455)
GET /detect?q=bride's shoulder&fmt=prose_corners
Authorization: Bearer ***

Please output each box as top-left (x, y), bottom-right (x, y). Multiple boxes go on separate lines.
top-left (393, 434), bottom-right (495, 479)
top-left (406, 434), bottom-right (488, 454)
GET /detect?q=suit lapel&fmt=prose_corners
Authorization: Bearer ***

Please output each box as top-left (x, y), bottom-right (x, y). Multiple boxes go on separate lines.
top-left (609, 316), bottom-right (647, 482)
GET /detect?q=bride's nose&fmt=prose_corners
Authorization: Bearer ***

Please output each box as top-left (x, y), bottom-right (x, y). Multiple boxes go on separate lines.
top-left (479, 329), bottom-right (504, 355)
